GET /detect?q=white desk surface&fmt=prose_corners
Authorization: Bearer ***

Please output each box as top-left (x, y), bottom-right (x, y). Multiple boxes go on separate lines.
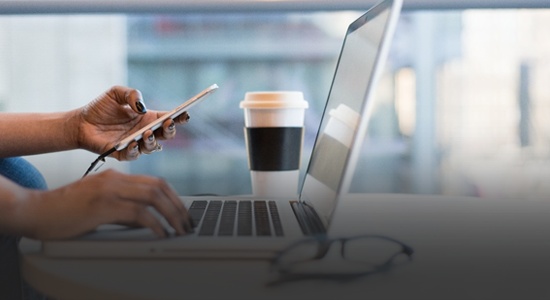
top-left (20, 194), bottom-right (550, 300)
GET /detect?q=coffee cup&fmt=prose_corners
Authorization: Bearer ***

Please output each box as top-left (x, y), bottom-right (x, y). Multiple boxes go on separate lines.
top-left (240, 91), bottom-right (308, 197)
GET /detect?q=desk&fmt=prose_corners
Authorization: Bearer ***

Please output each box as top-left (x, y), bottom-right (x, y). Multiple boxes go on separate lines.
top-left (20, 194), bottom-right (550, 300)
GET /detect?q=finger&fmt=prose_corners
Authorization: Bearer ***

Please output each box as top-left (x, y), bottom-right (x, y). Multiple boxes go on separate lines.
top-left (115, 201), bottom-right (168, 238)
top-left (141, 130), bottom-right (158, 153)
top-left (173, 111), bottom-right (190, 125)
top-left (150, 178), bottom-right (192, 234)
top-left (90, 170), bottom-right (190, 235)
top-left (108, 85), bottom-right (147, 114)
top-left (159, 181), bottom-right (192, 230)
top-left (118, 141), bottom-right (140, 161)
top-left (151, 180), bottom-right (191, 235)
top-left (160, 119), bottom-right (176, 140)
top-left (116, 175), bottom-right (187, 235)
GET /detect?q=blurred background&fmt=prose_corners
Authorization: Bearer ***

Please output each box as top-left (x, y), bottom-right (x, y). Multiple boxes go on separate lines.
top-left (1, 1), bottom-right (549, 200)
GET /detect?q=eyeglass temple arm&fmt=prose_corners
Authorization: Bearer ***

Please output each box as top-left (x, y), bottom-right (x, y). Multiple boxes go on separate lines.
top-left (314, 241), bottom-right (333, 260)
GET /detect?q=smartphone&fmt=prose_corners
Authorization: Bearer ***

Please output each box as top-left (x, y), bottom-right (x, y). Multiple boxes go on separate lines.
top-left (114, 83), bottom-right (219, 151)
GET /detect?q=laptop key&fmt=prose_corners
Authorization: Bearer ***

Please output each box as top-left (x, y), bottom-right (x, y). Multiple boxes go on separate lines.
top-left (268, 201), bottom-right (284, 236)
top-left (189, 200), bottom-right (208, 227)
top-left (199, 201), bottom-right (222, 236)
top-left (237, 201), bottom-right (253, 236)
top-left (218, 201), bottom-right (237, 236)
top-left (254, 201), bottom-right (271, 236)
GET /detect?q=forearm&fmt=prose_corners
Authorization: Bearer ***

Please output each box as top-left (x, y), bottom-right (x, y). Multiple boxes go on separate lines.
top-left (0, 176), bottom-right (37, 237)
top-left (0, 176), bottom-right (66, 239)
top-left (0, 110), bottom-right (80, 157)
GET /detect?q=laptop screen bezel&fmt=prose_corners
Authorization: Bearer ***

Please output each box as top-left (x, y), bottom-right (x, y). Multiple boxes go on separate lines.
top-left (298, 0), bottom-right (403, 227)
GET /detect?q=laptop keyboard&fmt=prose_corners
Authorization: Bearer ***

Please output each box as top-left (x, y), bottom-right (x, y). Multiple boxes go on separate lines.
top-left (189, 200), bottom-right (284, 237)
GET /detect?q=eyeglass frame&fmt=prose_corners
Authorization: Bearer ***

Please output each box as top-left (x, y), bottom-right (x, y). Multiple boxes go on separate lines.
top-left (269, 234), bottom-right (414, 282)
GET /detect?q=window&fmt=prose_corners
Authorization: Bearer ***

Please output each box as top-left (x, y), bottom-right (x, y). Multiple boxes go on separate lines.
top-left (2, 8), bottom-right (550, 200)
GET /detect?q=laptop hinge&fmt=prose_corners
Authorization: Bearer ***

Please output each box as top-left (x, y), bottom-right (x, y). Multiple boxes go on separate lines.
top-left (290, 201), bottom-right (326, 236)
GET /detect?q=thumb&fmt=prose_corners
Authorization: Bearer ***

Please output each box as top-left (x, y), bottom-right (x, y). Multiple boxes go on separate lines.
top-left (109, 85), bottom-right (147, 114)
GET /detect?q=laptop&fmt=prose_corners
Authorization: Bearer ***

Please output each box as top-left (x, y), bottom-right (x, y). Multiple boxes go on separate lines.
top-left (42, 0), bottom-right (403, 259)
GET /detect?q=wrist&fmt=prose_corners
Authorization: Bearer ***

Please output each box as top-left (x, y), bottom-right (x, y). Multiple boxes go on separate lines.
top-left (13, 189), bottom-right (60, 240)
top-left (64, 108), bottom-right (84, 150)
top-left (15, 190), bottom-right (42, 239)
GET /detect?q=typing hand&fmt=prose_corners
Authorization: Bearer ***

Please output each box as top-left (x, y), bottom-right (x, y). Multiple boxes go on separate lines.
top-left (18, 169), bottom-right (192, 240)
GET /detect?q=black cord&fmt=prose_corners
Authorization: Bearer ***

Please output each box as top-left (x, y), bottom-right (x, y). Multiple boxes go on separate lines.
top-left (82, 147), bottom-right (117, 178)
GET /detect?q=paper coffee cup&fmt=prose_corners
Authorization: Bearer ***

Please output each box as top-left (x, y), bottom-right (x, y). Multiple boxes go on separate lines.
top-left (240, 92), bottom-right (308, 197)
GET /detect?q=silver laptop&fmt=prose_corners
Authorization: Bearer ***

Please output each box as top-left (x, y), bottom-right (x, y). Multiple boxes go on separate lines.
top-left (42, 0), bottom-right (403, 259)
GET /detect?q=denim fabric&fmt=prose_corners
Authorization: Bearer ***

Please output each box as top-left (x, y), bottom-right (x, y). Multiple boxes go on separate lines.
top-left (0, 157), bottom-right (48, 190)
top-left (0, 157), bottom-right (48, 300)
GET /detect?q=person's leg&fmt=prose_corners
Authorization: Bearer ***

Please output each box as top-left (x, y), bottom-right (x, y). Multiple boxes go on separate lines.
top-left (0, 157), bottom-right (48, 300)
top-left (0, 157), bottom-right (48, 190)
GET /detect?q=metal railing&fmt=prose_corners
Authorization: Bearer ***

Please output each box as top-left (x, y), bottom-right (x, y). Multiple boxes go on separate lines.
top-left (1, 0), bottom-right (549, 15)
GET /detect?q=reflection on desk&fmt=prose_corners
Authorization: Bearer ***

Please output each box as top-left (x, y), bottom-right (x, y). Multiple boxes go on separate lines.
top-left (21, 194), bottom-right (550, 300)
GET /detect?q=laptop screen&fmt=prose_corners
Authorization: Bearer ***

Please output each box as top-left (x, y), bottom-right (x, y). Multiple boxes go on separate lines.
top-left (300, 0), bottom-right (401, 225)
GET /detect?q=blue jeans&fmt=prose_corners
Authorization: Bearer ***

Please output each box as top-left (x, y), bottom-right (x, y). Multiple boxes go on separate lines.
top-left (0, 157), bottom-right (48, 300)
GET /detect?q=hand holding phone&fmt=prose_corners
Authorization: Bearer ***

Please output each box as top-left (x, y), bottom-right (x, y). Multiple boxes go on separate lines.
top-left (83, 84), bottom-right (218, 177)
top-left (114, 84), bottom-right (219, 151)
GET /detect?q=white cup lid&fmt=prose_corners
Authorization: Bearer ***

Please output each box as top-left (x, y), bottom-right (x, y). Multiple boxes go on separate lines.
top-left (240, 91), bottom-right (309, 109)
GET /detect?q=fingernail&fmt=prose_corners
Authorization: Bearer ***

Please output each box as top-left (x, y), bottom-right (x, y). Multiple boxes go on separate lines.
top-left (168, 121), bottom-right (175, 131)
top-left (135, 100), bottom-right (147, 114)
top-left (185, 114), bottom-right (190, 122)
top-left (148, 134), bottom-right (154, 142)
top-left (129, 144), bottom-right (139, 155)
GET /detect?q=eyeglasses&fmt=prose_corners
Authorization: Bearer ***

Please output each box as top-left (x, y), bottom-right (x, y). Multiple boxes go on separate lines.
top-left (268, 234), bottom-right (414, 285)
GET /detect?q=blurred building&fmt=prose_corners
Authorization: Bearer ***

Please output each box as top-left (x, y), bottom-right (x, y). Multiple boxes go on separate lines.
top-left (1, 8), bottom-right (550, 199)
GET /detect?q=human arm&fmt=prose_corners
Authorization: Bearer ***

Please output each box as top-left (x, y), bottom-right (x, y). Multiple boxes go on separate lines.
top-left (0, 169), bottom-right (192, 239)
top-left (0, 110), bottom-right (78, 157)
top-left (0, 86), bottom-right (194, 238)
top-left (0, 86), bottom-right (189, 159)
